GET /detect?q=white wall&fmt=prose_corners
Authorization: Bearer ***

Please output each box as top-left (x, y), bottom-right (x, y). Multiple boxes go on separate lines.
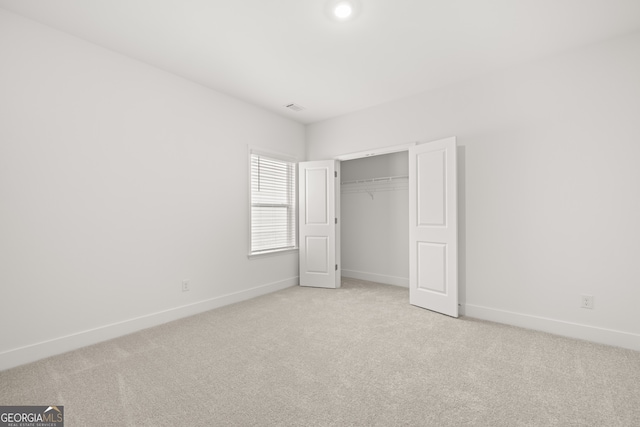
top-left (308, 32), bottom-right (640, 350)
top-left (341, 152), bottom-right (409, 286)
top-left (0, 9), bottom-right (305, 370)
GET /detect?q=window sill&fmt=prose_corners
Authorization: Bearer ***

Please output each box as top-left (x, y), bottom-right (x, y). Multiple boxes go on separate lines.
top-left (247, 248), bottom-right (299, 259)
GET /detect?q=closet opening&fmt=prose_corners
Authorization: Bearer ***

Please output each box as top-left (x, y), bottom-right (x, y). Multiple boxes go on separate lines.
top-left (340, 151), bottom-right (409, 288)
top-left (301, 137), bottom-right (458, 315)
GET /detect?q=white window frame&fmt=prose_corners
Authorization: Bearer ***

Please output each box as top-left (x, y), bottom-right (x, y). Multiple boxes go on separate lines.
top-left (248, 146), bottom-right (298, 258)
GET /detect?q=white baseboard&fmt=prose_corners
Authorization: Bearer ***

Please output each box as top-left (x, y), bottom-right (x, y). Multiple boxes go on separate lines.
top-left (0, 277), bottom-right (298, 372)
top-left (342, 269), bottom-right (409, 288)
top-left (465, 303), bottom-right (640, 352)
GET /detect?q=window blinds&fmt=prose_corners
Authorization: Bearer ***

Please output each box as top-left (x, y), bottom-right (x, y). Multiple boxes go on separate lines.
top-left (250, 152), bottom-right (297, 254)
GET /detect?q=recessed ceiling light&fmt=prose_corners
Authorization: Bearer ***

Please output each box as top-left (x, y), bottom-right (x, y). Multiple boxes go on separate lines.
top-left (326, 0), bottom-right (361, 22)
top-left (334, 2), bottom-right (353, 19)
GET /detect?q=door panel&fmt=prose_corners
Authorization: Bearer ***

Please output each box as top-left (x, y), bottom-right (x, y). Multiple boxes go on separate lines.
top-left (305, 168), bottom-right (328, 224)
top-left (418, 149), bottom-right (446, 226)
top-left (305, 236), bottom-right (329, 273)
top-left (409, 137), bottom-right (458, 317)
top-left (299, 160), bottom-right (340, 288)
top-left (417, 242), bottom-right (447, 293)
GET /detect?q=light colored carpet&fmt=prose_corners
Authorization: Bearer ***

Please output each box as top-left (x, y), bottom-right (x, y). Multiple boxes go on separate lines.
top-left (1, 278), bottom-right (639, 426)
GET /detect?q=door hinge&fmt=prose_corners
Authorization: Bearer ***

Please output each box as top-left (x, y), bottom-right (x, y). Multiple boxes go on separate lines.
top-left (335, 264), bottom-right (338, 271)
top-left (334, 171), bottom-right (337, 178)
top-left (335, 217), bottom-right (338, 224)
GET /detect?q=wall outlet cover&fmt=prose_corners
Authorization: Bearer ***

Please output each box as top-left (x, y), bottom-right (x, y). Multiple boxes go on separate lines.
top-left (581, 294), bottom-right (594, 309)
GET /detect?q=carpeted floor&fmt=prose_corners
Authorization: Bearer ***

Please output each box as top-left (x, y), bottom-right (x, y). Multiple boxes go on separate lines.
top-left (1, 278), bottom-right (639, 426)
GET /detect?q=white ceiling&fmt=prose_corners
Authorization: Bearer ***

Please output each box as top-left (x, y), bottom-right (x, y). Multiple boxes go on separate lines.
top-left (2, 0), bottom-right (640, 124)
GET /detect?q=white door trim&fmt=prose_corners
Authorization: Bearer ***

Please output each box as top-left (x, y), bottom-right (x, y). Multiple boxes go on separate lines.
top-left (334, 142), bottom-right (416, 161)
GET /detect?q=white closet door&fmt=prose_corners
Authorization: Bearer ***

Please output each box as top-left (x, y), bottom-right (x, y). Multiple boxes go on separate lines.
top-left (299, 160), bottom-right (340, 288)
top-left (409, 137), bottom-right (458, 317)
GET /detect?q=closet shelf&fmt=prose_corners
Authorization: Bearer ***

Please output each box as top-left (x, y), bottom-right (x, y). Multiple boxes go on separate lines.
top-left (340, 175), bottom-right (408, 186)
top-left (341, 175), bottom-right (408, 199)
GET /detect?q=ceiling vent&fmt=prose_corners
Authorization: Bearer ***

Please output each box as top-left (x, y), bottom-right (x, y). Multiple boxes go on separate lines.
top-left (285, 103), bottom-right (304, 112)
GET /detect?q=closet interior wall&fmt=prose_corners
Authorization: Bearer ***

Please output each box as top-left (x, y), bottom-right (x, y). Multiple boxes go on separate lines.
top-left (340, 151), bottom-right (409, 287)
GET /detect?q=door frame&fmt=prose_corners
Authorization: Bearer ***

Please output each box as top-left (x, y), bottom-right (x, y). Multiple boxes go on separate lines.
top-left (334, 142), bottom-right (416, 162)
top-left (332, 141), bottom-right (415, 288)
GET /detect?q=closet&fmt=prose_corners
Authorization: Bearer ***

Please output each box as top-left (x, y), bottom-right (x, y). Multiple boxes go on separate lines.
top-left (340, 151), bottom-right (409, 287)
top-left (300, 137), bottom-right (458, 315)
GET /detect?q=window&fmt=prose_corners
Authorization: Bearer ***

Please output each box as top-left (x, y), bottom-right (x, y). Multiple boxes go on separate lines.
top-left (249, 149), bottom-right (297, 255)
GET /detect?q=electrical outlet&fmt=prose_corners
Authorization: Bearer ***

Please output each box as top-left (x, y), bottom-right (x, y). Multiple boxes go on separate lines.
top-left (182, 280), bottom-right (190, 292)
top-left (580, 294), bottom-right (594, 309)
